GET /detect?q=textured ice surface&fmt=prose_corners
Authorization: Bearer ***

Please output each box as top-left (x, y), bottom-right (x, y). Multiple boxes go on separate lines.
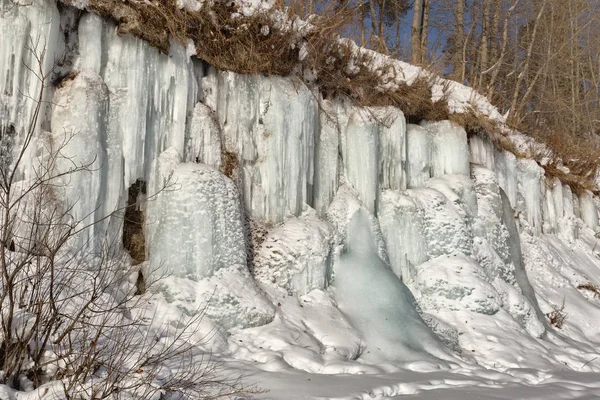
top-left (425, 174), bottom-right (478, 219)
top-left (215, 71), bottom-right (318, 225)
top-left (341, 108), bottom-right (381, 213)
top-left (414, 255), bottom-right (502, 316)
top-left (411, 187), bottom-right (473, 259)
top-left (149, 150), bottom-right (246, 279)
top-left (313, 99), bottom-right (341, 216)
top-left (406, 124), bottom-right (432, 188)
top-left (378, 190), bottom-right (427, 282)
top-left (517, 159), bottom-right (543, 235)
top-left (333, 209), bottom-right (451, 363)
top-left (471, 166), bottom-right (544, 336)
top-left (254, 209), bottom-right (335, 296)
top-left (471, 166), bottom-right (511, 268)
top-left (422, 120), bottom-right (470, 178)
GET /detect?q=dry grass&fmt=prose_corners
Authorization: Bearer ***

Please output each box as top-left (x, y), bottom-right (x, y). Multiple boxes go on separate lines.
top-left (123, 179), bottom-right (146, 265)
top-left (220, 150), bottom-right (239, 179)
top-left (534, 131), bottom-right (600, 194)
top-left (577, 282), bottom-right (600, 298)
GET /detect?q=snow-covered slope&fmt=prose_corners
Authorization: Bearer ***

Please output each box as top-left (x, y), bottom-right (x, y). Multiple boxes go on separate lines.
top-left (3, 1), bottom-right (600, 398)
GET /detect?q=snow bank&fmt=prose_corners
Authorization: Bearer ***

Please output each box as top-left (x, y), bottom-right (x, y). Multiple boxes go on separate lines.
top-left (253, 208), bottom-right (335, 296)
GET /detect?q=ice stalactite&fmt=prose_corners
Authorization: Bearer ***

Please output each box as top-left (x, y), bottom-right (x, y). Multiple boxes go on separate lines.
top-left (313, 99), bottom-right (341, 217)
top-left (423, 120), bottom-right (470, 178)
top-left (517, 159), bottom-right (544, 235)
top-left (341, 108), bottom-right (381, 214)
top-left (406, 124), bottom-right (432, 189)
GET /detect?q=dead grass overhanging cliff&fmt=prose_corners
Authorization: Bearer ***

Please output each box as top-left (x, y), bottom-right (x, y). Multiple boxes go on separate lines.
top-left (62, 0), bottom-right (599, 193)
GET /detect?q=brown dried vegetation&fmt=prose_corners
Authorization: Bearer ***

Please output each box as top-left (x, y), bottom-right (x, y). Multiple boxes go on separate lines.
top-left (546, 300), bottom-right (568, 329)
top-left (577, 282), bottom-right (600, 299)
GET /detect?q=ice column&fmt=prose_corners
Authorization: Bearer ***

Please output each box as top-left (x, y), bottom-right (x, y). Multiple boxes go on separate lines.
top-left (184, 103), bottom-right (222, 169)
top-left (378, 107), bottom-right (407, 191)
top-left (50, 71), bottom-right (109, 248)
top-left (378, 190), bottom-right (427, 282)
top-left (313, 99), bottom-right (341, 216)
top-left (469, 135), bottom-right (495, 170)
top-left (579, 191), bottom-right (599, 232)
top-left (341, 108), bottom-right (381, 214)
top-left (215, 72), bottom-right (318, 225)
top-left (494, 150), bottom-right (518, 208)
top-left (516, 159), bottom-right (543, 235)
top-left (406, 124), bottom-right (432, 188)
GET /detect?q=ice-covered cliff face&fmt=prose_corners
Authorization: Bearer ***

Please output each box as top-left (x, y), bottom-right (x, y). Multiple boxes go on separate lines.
top-left (4, 0), bottom-right (600, 378)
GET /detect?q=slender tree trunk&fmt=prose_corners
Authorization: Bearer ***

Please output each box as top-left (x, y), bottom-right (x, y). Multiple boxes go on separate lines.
top-left (452, 0), bottom-right (465, 81)
top-left (479, 0), bottom-right (492, 88)
top-left (360, 4), bottom-right (366, 47)
top-left (411, 0), bottom-right (424, 64)
top-left (420, 0), bottom-right (430, 65)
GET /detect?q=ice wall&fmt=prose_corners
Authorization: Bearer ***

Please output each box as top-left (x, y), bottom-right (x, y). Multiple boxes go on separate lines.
top-left (0, 0), bottom-right (61, 182)
top-left (50, 70), bottom-right (109, 248)
top-left (4, 0), bottom-right (600, 363)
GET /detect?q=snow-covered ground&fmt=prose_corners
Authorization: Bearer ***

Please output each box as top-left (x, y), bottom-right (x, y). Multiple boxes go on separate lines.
top-left (2, 1), bottom-right (600, 399)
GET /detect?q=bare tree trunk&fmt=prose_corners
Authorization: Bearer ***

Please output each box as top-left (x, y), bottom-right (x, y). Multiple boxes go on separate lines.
top-left (452, 0), bottom-right (465, 81)
top-left (411, 0), bottom-right (424, 64)
top-left (490, 0), bottom-right (500, 61)
top-left (360, 4), bottom-right (366, 47)
top-left (479, 0), bottom-right (492, 87)
top-left (420, 0), bottom-right (430, 65)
